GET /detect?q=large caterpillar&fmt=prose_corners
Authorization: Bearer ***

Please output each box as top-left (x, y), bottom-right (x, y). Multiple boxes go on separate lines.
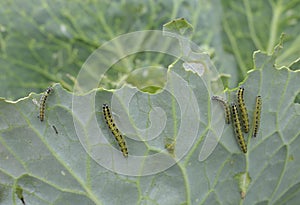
top-left (237, 87), bottom-right (249, 133)
top-left (39, 87), bottom-right (53, 122)
top-left (231, 103), bottom-right (247, 153)
top-left (252, 96), bottom-right (262, 138)
top-left (102, 104), bottom-right (128, 157)
top-left (211, 95), bottom-right (231, 124)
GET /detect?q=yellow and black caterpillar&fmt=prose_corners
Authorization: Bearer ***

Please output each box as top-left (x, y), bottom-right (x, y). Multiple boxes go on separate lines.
top-left (231, 103), bottom-right (247, 153)
top-left (252, 96), bottom-right (262, 138)
top-left (102, 104), bottom-right (128, 157)
top-left (39, 87), bottom-right (53, 122)
top-left (211, 95), bottom-right (231, 124)
top-left (237, 87), bottom-right (249, 133)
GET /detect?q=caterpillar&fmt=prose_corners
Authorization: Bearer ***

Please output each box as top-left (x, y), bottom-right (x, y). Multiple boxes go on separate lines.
top-left (237, 87), bottom-right (249, 133)
top-left (102, 104), bottom-right (128, 157)
top-left (39, 87), bottom-right (53, 121)
top-left (252, 96), bottom-right (262, 138)
top-left (231, 103), bottom-right (247, 153)
top-left (211, 95), bottom-right (231, 124)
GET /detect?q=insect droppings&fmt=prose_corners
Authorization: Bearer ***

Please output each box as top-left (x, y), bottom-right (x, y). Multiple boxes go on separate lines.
top-left (52, 125), bottom-right (58, 134)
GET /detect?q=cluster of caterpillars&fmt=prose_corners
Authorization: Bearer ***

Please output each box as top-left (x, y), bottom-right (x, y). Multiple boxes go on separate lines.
top-left (37, 85), bottom-right (261, 157)
top-left (212, 87), bottom-right (262, 153)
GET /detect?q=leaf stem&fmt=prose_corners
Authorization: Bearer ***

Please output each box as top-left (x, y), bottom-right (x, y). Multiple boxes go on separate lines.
top-left (243, 0), bottom-right (263, 49)
top-left (222, 19), bottom-right (247, 78)
top-left (267, 2), bottom-right (282, 54)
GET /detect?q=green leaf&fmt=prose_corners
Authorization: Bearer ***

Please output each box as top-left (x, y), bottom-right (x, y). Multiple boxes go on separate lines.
top-left (0, 0), bottom-right (193, 100)
top-left (163, 18), bottom-right (194, 38)
top-left (235, 172), bottom-right (251, 199)
top-left (15, 185), bottom-right (25, 205)
top-left (125, 66), bottom-right (167, 94)
top-left (1, 44), bottom-right (300, 204)
top-left (221, 0), bottom-right (300, 80)
top-left (1, 1), bottom-right (300, 204)
top-left (1, 0), bottom-right (299, 100)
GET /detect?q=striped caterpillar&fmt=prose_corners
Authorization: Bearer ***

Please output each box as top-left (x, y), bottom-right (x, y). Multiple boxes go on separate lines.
top-left (39, 87), bottom-right (53, 121)
top-left (102, 104), bottom-right (128, 157)
top-left (231, 103), bottom-right (247, 153)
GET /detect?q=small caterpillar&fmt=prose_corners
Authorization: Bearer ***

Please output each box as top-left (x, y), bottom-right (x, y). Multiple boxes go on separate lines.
top-left (231, 103), bottom-right (247, 153)
top-left (237, 87), bottom-right (249, 133)
top-left (252, 96), bottom-right (262, 138)
top-left (102, 104), bottom-right (128, 157)
top-left (211, 95), bottom-right (231, 124)
top-left (39, 87), bottom-right (53, 121)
